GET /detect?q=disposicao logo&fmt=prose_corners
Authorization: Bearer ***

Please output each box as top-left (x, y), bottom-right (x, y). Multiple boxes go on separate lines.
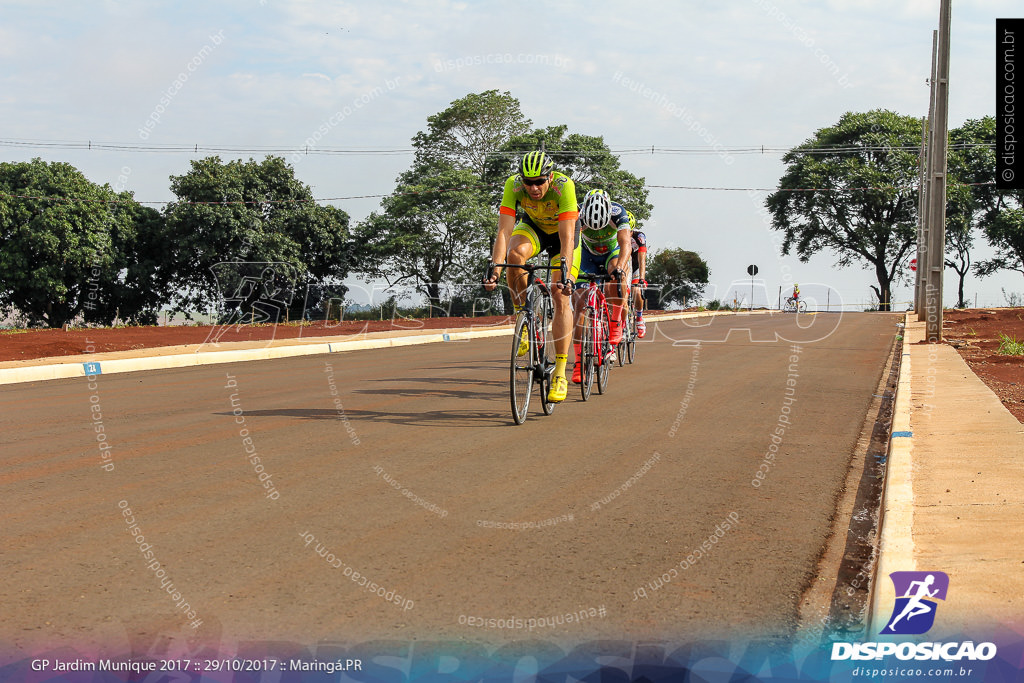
top-left (831, 570), bottom-right (997, 663)
top-left (880, 571), bottom-right (949, 635)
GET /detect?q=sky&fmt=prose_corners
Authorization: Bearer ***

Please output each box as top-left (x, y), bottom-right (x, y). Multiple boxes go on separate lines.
top-left (1, 0), bottom-right (1020, 310)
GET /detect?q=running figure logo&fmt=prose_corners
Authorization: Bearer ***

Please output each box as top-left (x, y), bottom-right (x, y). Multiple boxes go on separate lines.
top-left (880, 571), bottom-right (949, 635)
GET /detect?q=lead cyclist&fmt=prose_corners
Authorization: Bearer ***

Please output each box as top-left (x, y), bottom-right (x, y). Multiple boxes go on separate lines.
top-left (484, 150), bottom-right (581, 403)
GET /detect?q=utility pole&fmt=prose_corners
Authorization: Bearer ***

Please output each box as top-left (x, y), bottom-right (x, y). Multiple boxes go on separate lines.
top-left (915, 116), bottom-right (928, 318)
top-left (917, 31), bottom-right (938, 322)
top-left (924, 1), bottom-right (950, 342)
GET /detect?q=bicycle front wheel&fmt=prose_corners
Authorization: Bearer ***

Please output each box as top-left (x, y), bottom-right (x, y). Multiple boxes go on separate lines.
top-left (510, 314), bottom-right (533, 424)
top-left (797, 300), bottom-right (807, 313)
top-left (581, 308), bottom-right (595, 401)
top-left (537, 294), bottom-right (556, 416)
top-left (596, 307), bottom-right (610, 395)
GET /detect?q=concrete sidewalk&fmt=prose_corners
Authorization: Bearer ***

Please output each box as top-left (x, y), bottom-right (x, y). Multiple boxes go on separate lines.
top-left (871, 316), bottom-right (1024, 638)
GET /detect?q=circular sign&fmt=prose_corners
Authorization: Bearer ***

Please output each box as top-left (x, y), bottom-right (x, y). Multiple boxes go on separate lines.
top-left (747, 264), bottom-right (758, 276)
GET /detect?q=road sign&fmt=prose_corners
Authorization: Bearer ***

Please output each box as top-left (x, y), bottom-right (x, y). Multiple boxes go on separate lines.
top-left (747, 264), bottom-right (758, 276)
top-left (910, 258), bottom-right (917, 272)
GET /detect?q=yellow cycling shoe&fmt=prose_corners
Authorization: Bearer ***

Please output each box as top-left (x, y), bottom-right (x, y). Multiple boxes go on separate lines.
top-left (547, 375), bottom-right (568, 402)
top-left (517, 325), bottom-right (530, 357)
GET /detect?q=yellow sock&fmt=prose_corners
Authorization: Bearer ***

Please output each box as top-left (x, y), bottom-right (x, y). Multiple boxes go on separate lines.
top-left (554, 354), bottom-right (568, 378)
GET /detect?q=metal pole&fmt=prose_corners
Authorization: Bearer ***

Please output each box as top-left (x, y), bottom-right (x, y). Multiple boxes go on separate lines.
top-left (919, 31), bottom-right (939, 322)
top-left (915, 116), bottom-right (929, 317)
top-left (925, 0), bottom-right (950, 342)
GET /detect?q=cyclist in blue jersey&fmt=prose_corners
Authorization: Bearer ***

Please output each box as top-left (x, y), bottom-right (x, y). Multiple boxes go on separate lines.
top-left (627, 210), bottom-right (649, 338)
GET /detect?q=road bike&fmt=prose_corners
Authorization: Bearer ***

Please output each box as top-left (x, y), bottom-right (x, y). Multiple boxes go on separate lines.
top-left (618, 279), bottom-right (645, 366)
top-left (576, 272), bottom-right (620, 401)
top-left (783, 296), bottom-right (807, 313)
top-left (489, 261), bottom-right (558, 424)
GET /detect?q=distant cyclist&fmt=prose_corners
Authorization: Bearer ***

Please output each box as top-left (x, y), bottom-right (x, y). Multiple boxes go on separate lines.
top-left (627, 210), bottom-right (648, 338)
top-left (792, 283), bottom-right (800, 301)
top-left (484, 150), bottom-right (581, 403)
top-left (571, 189), bottom-right (631, 382)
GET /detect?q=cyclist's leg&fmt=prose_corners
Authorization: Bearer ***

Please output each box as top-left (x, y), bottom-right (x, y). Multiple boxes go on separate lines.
top-left (507, 220), bottom-right (543, 309)
top-left (604, 250), bottom-right (624, 345)
top-left (545, 226), bottom-right (580, 401)
top-left (549, 227), bottom-right (581, 351)
top-left (572, 251), bottom-right (603, 383)
top-left (631, 267), bottom-right (646, 338)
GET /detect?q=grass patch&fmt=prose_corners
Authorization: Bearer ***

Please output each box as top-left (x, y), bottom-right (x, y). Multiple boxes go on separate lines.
top-left (996, 332), bottom-right (1024, 356)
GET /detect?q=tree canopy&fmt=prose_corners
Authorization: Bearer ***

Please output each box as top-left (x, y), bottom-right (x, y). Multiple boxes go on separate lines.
top-left (766, 110), bottom-right (922, 311)
top-left (0, 158), bottom-right (160, 327)
top-left (412, 90), bottom-right (531, 178)
top-left (944, 116), bottom-right (996, 306)
top-left (163, 155), bottom-right (352, 317)
top-left (645, 248), bottom-right (710, 308)
top-left (354, 159), bottom-right (494, 310)
top-left (964, 115), bottom-right (1024, 279)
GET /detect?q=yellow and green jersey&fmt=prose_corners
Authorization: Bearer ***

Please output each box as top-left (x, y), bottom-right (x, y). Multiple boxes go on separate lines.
top-left (499, 171), bottom-right (579, 234)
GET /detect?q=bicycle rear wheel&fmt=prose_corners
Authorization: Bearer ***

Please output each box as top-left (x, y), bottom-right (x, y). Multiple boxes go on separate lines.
top-left (626, 312), bottom-right (637, 364)
top-left (797, 300), bottom-right (807, 313)
top-left (596, 307), bottom-right (610, 395)
top-left (537, 294), bottom-right (556, 415)
top-left (581, 308), bottom-right (595, 401)
top-left (510, 314), bottom-right (533, 424)
top-left (616, 298), bottom-right (629, 367)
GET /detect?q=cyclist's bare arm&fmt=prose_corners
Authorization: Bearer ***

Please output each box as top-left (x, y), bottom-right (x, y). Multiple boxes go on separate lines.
top-left (556, 218), bottom-right (576, 291)
top-left (486, 213), bottom-right (518, 290)
top-left (614, 229), bottom-right (632, 276)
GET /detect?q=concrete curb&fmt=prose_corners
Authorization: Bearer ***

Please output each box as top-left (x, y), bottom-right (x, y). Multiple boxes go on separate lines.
top-left (868, 314), bottom-right (916, 634)
top-left (0, 310), bottom-right (763, 386)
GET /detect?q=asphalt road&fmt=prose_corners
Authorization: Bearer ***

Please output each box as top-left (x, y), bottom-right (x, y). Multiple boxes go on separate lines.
top-left (1, 311), bottom-right (901, 659)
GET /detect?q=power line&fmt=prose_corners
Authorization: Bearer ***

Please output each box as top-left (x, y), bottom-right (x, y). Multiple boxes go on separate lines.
top-left (0, 137), bottom-right (994, 157)
top-left (0, 181), bottom-right (997, 208)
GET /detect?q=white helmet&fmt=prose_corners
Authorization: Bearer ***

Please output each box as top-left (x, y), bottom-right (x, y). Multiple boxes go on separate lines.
top-left (580, 189), bottom-right (612, 229)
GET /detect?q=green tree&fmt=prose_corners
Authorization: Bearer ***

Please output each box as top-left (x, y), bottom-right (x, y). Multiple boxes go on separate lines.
top-left (163, 155), bottom-right (352, 317)
top-left (355, 159), bottom-right (494, 311)
top-left (766, 110), bottom-right (922, 311)
top-left (0, 158), bottom-right (155, 328)
top-left (412, 90), bottom-right (532, 178)
top-left (967, 117), bottom-right (1024, 278)
top-left (944, 117), bottom-right (995, 307)
top-left (645, 247), bottom-right (710, 309)
top-left (976, 204), bottom-right (1024, 278)
top-left (82, 201), bottom-right (175, 325)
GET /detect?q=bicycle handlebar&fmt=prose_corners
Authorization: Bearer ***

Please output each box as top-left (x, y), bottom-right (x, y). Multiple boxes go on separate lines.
top-left (490, 261), bottom-right (560, 272)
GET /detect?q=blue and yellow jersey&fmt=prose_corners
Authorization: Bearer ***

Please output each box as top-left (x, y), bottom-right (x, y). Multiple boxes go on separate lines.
top-left (499, 171), bottom-right (579, 234)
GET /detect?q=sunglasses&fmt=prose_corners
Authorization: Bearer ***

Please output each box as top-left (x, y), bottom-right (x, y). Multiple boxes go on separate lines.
top-left (521, 175), bottom-right (549, 187)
